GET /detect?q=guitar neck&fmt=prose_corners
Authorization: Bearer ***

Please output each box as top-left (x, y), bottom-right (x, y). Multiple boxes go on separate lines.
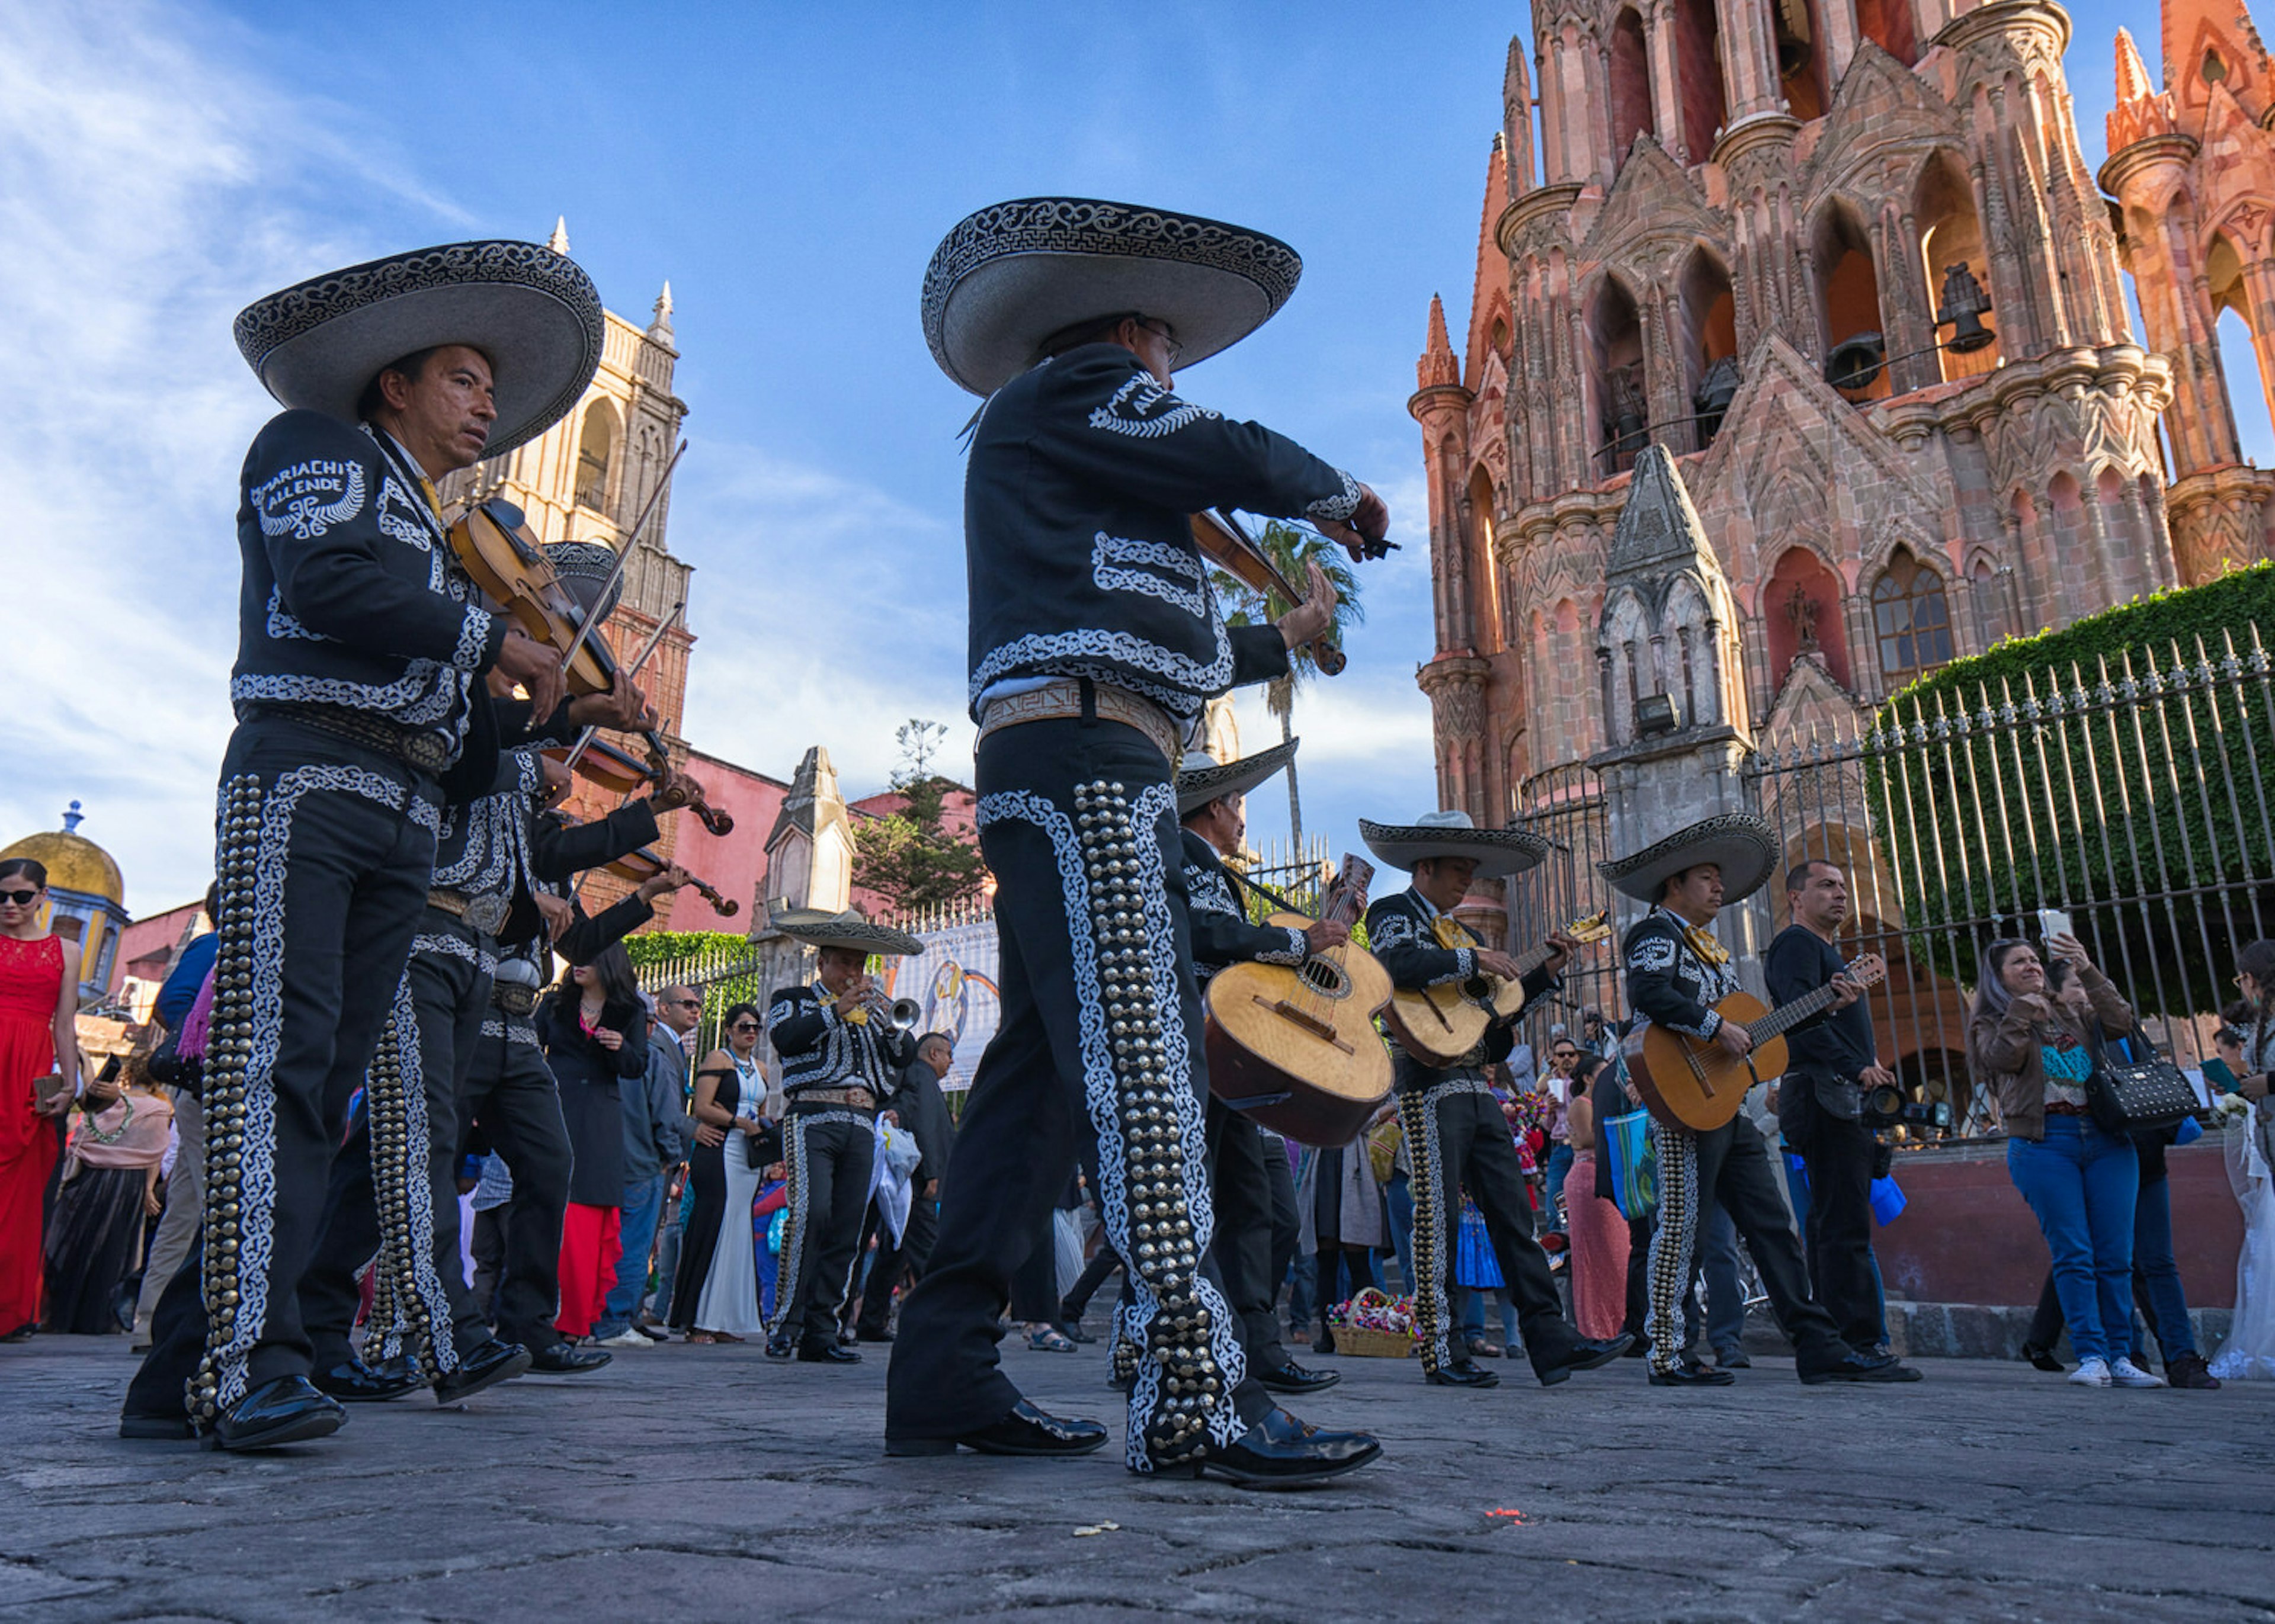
top-left (1748, 973), bottom-right (1853, 1042)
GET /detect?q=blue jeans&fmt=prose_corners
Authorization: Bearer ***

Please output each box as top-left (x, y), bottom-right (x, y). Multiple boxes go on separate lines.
top-left (2008, 1118), bottom-right (2140, 1363)
top-left (1461, 1286), bottom-right (1520, 1347)
top-left (1694, 1201), bottom-right (1745, 1355)
top-left (2132, 1174), bottom-right (2196, 1359)
top-left (594, 1173), bottom-right (667, 1339)
top-left (1543, 1143), bottom-right (1574, 1231)
top-left (1385, 1170), bottom-right (1415, 1296)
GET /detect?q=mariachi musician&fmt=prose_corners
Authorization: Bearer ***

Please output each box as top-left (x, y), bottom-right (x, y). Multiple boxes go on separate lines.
top-left (1174, 741), bottom-right (1378, 1477)
top-left (762, 912), bottom-right (924, 1364)
top-left (1601, 813), bottom-right (1917, 1388)
top-left (885, 196), bottom-right (1388, 1484)
top-left (294, 542), bottom-right (696, 1402)
top-left (1361, 810), bottom-right (1630, 1388)
top-left (123, 239), bottom-right (600, 1450)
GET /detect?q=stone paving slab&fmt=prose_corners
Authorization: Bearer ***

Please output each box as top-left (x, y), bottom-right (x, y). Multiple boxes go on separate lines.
top-left (2, 1333), bottom-right (2270, 1621)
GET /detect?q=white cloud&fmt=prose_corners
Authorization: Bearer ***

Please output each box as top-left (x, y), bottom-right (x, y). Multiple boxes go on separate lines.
top-left (0, 2), bottom-right (465, 912)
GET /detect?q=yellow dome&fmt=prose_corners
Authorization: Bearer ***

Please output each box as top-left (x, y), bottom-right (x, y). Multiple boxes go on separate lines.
top-left (3, 808), bottom-right (124, 904)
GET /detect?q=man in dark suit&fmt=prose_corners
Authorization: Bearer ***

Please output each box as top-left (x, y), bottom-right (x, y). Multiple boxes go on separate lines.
top-left (855, 1032), bottom-right (957, 1341)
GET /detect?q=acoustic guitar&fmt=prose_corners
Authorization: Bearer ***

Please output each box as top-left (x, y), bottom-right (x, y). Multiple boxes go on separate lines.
top-left (1383, 913), bottom-right (1611, 1068)
top-left (1204, 855), bottom-right (1394, 1147)
top-left (1627, 952), bottom-right (1888, 1133)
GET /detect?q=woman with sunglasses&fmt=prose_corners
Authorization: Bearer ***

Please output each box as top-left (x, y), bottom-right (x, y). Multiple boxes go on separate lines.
top-left (1969, 933), bottom-right (2158, 1388)
top-left (1, 858), bottom-right (78, 1341)
top-left (674, 1002), bottom-right (774, 1343)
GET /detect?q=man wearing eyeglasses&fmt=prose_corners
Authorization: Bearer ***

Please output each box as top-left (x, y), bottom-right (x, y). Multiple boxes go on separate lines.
top-left (592, 986), bottom-right (703, 1347)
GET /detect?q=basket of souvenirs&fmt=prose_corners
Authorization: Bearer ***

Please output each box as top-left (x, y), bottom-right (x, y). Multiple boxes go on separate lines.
top-left (1326, 1287), bottom-right (1419, 1358)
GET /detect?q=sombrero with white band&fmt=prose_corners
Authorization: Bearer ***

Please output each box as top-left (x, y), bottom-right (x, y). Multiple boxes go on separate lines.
top-left (1358, 810), bottom-right (1547, 880)
top-left (1597, 813), bottom-right (1777, 906)
top-left (1176, 739), bottom-right (1299, 817)
top-left (921, 197), bottom-right (1303, 396)
top-left (771, 909), bottom-right (924, 958)
top-left (234, 239), bottom-right (605, 458)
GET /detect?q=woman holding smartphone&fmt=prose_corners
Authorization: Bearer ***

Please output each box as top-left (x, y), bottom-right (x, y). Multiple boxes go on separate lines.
top-left (1969, 932), bottom-right (2160, 1388)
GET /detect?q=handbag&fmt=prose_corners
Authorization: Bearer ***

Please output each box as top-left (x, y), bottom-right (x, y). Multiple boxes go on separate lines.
top-left (1601, 1107), bottom-right (1659, 1221)
top-left (2084, 1029), bottom-right (2198, 1135)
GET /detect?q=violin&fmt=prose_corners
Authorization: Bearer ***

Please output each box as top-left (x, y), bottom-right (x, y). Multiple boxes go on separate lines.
top-left (451, 498), bottom-right (733, 837)
top-left (603, 845), bottom-right (740, 918)
top-left (550, 805), bottom-right (741, 918)
top-left (1187, 509), bottom-right (1388, 677)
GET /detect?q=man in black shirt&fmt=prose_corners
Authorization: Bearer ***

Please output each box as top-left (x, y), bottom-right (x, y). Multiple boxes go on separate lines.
top-left (1765, 861), bottom-right (1892, 1355)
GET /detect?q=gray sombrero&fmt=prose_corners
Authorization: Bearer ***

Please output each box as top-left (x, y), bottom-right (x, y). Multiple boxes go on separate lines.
top-left (1177, 738), bottom-right (1299, 816)
top-left (234, 239), bottom-right (605, 458)
top-left (921, 197), bottom-right (1304, 396)
top-left (1358, 811), bottom-right (1547, 880)
top-left (543, 540), bottom-right (624, 623)
top-left (772, 909), bottom-right (924, 957)
top-left (1597, 813), bottom-right (1777, 906)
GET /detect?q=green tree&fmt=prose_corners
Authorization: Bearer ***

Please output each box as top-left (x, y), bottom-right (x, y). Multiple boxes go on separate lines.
top-left (1211, 520), bottom-right (1364, 853)
top-left (851, 718), bottom-right (990, 914)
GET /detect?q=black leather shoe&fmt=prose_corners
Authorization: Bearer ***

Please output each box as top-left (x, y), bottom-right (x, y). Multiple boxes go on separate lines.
top-left (798, 1339), bottom-right (861, 1363)
top-left (211, 1375), bottom-right (347, 1451)
top-left (1534, 1332), bottom-right (1636, 1387)
top-left (1056, 1320), bottom-right (1097, 1345)
top-left (433, 1339), bottom-right (531, 1404)
top-left (1800, 1351), bottom-right (1924, 1385)
top-left (118, 1411), bottom-right (197, 1441)
top-left (310, 1356), bottom-right (422, 1402)
top-left (887, 1399), bottom-right (1109, 1458)
top-left (526, 1340), bottom-right (612, 1374)
top-left (1255, 1358), bottom-right (1342, 1395)
top-left (1190, 1407), bottom-right (1381, 1488)
top-left (765, 1333), bottom-right (796, 1361)
top-left (1649, 1360), bottom-right (1736, 1387)
top-left (1622, 1334), bottom-right (1650, 1358)
top-left (1425, 1358), bottom-right (1500, 1388)
top-left (2021, 1341), bottom-right (2065, 1373)
top-left (1313, 1328), bottom-right (1337, 1355)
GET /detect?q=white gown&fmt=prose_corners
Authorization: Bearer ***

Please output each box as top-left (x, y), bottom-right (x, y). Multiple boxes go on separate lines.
top-left (693, 1058), bottom-right (767, 1338)
top-left (2210, 1104), bottom-right (2275, 1382)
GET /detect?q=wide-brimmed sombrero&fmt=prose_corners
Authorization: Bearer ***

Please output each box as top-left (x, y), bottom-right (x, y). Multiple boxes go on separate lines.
top-left (234, 239), bottom-right (605, 458)
top-left (921, 197), bottom-right (1303, 396)
top-left (1177, 739), bottom-right (1298, 816)
top-left (543, 541), bottom-right (624, 623)
top-left (1597, 813), bottom-right (1777, 906)
top-left (772, 909), bottom-right (924, 957)
top-left (1358, 811), bottom-right (1547, 880)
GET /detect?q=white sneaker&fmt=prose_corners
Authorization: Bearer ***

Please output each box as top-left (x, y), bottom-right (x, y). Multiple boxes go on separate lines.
top-left (2068, 1357), bottom-right (2112, 1387)
top-left (597, 1328), bottom-right (651, 1349)
top-left (2109, 1356), bottom-right (2165, 1388)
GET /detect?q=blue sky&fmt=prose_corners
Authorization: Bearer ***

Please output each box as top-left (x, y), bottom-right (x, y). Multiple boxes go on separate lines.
top-left (0, 1), bottom-right (2170, 913)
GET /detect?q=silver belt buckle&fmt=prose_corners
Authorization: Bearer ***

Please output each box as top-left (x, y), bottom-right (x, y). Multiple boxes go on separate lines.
top-left (464, 894), bottom-right (511, 936)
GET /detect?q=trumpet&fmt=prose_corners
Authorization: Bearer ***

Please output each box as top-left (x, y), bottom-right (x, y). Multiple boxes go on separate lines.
top-left (845, 980), bottom-right (921, 1031)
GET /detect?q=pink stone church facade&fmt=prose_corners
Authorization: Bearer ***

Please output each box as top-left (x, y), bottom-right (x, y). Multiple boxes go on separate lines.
top-left (1412, 0), bottom-right (2270, 828)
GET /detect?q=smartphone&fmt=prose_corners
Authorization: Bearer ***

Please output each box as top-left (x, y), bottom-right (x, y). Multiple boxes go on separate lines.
top-left (2037, 907), bottom-right (2074, 942)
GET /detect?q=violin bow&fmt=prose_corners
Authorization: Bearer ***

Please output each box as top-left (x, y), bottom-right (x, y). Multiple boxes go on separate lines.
top-left (556, 438), bottom-right (688, 681)
top-left (557, 597), bottom-right (686, 779)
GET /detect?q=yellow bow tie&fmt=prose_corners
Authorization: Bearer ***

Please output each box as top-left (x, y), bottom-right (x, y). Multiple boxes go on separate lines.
top-left (1682, 925), bottom-right (1731, 967)
top-left (418, 476), bottom-right (444, 521)
top-left (1432, 915), bottom-right (1478, 952)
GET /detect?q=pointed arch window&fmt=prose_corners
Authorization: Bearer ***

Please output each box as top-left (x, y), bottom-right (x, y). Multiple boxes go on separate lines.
top-left (575, 402), bottom-right (617, 513)
top-left (1871, 549), bottom-right (1954, 686)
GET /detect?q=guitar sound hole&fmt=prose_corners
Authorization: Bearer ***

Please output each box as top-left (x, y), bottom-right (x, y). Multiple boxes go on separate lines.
top-left (1460, 975), bottom-right (1494, 1004)
top-left (1299, 959), bottom-right (1350, 997)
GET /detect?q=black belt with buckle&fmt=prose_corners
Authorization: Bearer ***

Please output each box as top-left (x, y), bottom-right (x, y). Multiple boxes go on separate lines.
top-left (251, 702), bottom-right (453, 776)
top-left (428, 888), bottom-right (512, 936)
top-left (490, 983), bottom-right (538, 1017)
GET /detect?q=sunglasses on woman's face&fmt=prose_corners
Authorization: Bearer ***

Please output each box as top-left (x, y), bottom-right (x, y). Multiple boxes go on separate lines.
top-left (729, 1022), bottom-right (759, 1034)
top-left (0, 888), bottom-right (39, 907)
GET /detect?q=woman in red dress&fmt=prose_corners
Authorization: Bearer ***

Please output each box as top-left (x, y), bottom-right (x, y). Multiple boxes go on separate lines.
top-left (1, 857), bottom-right (79, 1340)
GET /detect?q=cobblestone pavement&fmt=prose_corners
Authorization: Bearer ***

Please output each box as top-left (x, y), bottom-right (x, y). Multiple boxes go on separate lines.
top-left (2, 1333), bottom-right (2270, 1622)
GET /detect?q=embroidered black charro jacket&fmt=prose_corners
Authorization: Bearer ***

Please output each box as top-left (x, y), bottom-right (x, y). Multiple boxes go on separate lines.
top-left (232, 410), bottom-right (505, 763)
top-left (767, 984), bottom-right (918, 1099)
top-left (1366, 887), bottom-right (1559, 1083)
top-left (1180, 830), bottom-right (1306, 987)
top-left (963, 344), bottom-right (1363, 724)
top-left (1620, 907), bottom-right (1741, 1040)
